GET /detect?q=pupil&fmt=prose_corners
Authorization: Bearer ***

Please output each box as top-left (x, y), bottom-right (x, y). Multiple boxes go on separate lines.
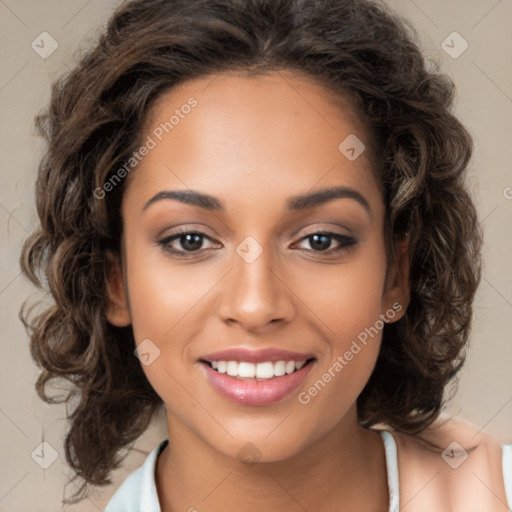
top-left (311, 234), bottom-right (330, 251)
top-left (182, 233), bottom-right (202, 251)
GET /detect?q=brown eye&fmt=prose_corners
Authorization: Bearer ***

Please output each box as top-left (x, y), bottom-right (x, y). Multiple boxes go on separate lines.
top-left (294, 232), bottom-right (357, 253)
top-left (157, 230), bottom-right (219, 255)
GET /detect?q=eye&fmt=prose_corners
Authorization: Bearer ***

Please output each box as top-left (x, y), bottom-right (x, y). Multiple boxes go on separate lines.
top-left (157, 230), bottom-right (219, 256)
top-left (156, 229), bottom-right (357, 258)
top-left (292, 231), bottom-right (357, 254)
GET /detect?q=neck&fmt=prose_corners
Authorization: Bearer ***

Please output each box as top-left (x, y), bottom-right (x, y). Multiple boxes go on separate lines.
top-left (156, 406), bottom-right (388, 512)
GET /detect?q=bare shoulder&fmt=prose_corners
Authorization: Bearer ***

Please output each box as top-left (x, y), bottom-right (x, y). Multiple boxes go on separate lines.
top-left (391, 413), bottom-right (504, 470)
top-left (387, 415), bottom-right (510, 511)
top-left (399, 414), bottom-right (499, 452)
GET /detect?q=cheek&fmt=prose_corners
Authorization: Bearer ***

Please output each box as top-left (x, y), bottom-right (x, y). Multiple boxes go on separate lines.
top-left (123, 245), bottom-right (217, 394)
top-left (126, 243), bottom-right (217, 342)
top-left (307, 271), bottom-right (385, 338)
top-left (296, 294), bottom-right (385, 439)
top-left (293, 251), bottom-right (387, 403)
top-left (295, 245), bottom-right (387, 347)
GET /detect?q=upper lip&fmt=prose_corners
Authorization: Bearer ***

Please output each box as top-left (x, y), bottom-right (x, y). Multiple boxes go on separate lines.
top-left (200, 348), bottom-right (315, 364)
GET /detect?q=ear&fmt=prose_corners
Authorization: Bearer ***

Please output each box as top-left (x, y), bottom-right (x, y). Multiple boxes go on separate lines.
top-left (105, 251), bottom-right (131, 327)
top-left (381, 237), bottom-right (410, 323)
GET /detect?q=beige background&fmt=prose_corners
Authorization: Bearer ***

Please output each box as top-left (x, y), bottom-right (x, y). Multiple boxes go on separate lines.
top-left (0, 0), bottom-right (510, 510)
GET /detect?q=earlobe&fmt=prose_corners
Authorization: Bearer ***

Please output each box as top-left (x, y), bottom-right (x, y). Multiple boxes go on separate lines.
top-left (105, 251), bottom-right (131, 327)
top-left (383, 237), bottom-right (411, 323)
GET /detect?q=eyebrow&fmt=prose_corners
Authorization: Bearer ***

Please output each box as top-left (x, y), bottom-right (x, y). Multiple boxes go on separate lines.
top-left (142, 185), bottom-right (372, 218)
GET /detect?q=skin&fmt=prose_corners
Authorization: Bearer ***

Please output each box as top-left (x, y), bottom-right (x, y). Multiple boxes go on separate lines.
top-left (106, 70), bottom-right (412, 511)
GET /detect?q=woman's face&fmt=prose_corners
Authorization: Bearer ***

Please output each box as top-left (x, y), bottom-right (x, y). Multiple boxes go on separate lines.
top-left (107, 70), bottom-right (409, 462)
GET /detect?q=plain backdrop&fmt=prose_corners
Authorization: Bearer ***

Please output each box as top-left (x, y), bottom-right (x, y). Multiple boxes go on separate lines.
top-left (0, 0), bottom-right (511, 510)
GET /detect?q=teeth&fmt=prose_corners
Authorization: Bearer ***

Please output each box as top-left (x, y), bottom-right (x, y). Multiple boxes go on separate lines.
top-left (207, 360), bottom-right (309, 379)
top-left (238, 362), bottom-right (256, 378)
top-left (256, 362), bottom-right (273, 379)
top-left (273, 361), bottom-right (286, 376)
top-left (295, 360), bottom-right (306, 370)
top-left (285, 361), bottom-right (295, 374)
top-left (226, 361), bottom-right (239, 376)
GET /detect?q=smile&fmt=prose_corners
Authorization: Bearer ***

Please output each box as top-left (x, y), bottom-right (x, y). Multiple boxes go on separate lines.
top-left (205, 359), bottom-right (309, 380)
top-left (198, 348), bottom-right (316, 406)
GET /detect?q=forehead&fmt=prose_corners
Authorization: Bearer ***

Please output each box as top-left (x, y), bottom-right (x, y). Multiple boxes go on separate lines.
top-left (124, 70), bottom-right (383, 218)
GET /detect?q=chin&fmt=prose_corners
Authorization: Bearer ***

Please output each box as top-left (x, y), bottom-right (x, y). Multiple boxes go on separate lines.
top-left (203, 421), bottom-right (319, 467)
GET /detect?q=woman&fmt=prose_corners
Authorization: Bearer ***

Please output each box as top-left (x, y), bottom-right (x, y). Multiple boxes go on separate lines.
top-left (20, 0), bottom-right (512, 510)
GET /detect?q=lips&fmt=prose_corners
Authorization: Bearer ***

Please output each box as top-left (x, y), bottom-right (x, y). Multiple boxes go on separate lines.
top-left (200, 347), bottom-right (315, 364)
top-left (198, 347), bottom-right (316, 406)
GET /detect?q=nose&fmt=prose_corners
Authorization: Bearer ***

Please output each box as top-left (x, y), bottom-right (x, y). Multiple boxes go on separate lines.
top-left (216, 241), bottom-right (295, 333)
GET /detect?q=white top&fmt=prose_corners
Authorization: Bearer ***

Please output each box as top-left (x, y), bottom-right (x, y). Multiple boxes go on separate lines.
top-left (104, 430), bottom-right (512, 512)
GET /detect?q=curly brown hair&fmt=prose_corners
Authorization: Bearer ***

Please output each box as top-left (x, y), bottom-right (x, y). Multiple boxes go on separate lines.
top-left (19, 0), bottom-right (483, 504)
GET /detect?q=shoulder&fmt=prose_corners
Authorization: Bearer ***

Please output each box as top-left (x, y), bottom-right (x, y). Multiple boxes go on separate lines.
top-left (394, 414), bottom-right (500, 455)
top-left (104, 465), bottom-right (146, 512)
top-left (389, 415), bottom-right (511, 511)
top-left (104, 440), bottom-right (168, 512)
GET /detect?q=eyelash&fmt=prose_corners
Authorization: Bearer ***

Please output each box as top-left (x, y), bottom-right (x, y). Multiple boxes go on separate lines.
top-left (156, 229), bottom-right (357, 258)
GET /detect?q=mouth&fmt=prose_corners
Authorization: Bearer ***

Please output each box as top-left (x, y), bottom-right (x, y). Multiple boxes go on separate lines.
top-left (199, 358), bottom-right (316, 381)
top-left (197, 353), bottom-right (316, 406)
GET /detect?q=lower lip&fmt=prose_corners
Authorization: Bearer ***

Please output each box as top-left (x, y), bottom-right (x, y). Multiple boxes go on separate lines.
top-left (199, 360), bottom-right (314, 407)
